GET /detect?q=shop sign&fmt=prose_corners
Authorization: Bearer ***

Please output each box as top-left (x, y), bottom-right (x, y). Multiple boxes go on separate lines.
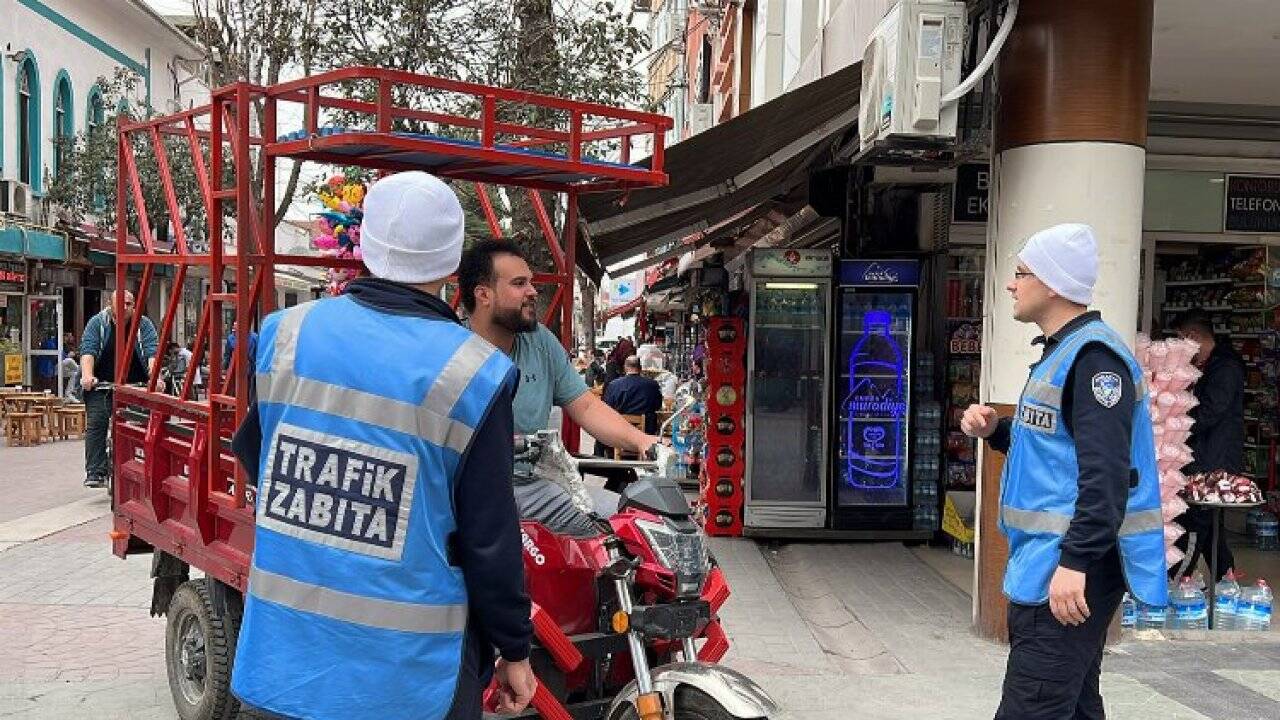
top-left (0, 260), bottom-right (26, 292)
top-left (952, 163), bottom-right (990, 223)
top-left (750, 249), bottom-right (832, 276)
top-left (1224, 174), bottom-right (1280, 233)
top-left (839, 260), bottom-right (920, 287)
top-left (3, 354), bottom-right (22, 384)
top-left (948, 320), bottom-right (981, 355)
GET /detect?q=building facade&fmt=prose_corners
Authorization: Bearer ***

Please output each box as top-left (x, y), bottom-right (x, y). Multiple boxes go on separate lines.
top-left (0, 0), bottom-right (206, 390)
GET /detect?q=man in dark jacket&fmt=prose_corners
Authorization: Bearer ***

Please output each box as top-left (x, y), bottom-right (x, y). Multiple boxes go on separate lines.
top-left (80, 291), bottom-right (158, 487)
top-left (1170, 309), bottom-right (1245, 580)
top-left (603, 355), bottom-right (664, 435)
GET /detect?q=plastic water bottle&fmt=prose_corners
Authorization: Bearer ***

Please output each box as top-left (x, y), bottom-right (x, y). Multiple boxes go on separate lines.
top-left (1256, 514), bottom-right (1279, 551)
top-left (1239, 580), bottom-right (1273, 631)
top-left (1170, 576), bottom-right (1208, 630)
top-left (1120, 593), bottom-right (1137, 629)
top-left (842, 310), bottom-right (906, 489)
top-left (1213, 572), bottom-right (1241, 630)
top-left (1136, 600), bottom-right (1167, 630)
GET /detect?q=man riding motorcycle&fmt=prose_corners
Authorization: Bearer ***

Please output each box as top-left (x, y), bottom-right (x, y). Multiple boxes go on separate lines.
top-left (458, 240), bottom-right (662, 531)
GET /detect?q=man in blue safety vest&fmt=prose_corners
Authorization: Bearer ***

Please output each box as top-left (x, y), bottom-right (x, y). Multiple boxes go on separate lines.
top-left (962, 223), bottom-right (1167, 720)
top-left (230, 171), bottom-right (536, 719)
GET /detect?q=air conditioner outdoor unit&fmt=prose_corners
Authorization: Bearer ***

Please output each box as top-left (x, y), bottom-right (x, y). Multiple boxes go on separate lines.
top-left (0, 180), bottom-right (32, 218)
top-left (688, 102), bottom-right (714, 136)
top-left (859, 0), bottom-right (965, 152)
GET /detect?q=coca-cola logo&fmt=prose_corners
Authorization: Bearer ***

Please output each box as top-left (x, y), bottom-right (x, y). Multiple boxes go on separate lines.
top-left (716, 325), bottom-right (738, 343)
top-left (862, 262), bottom-right (900, 283)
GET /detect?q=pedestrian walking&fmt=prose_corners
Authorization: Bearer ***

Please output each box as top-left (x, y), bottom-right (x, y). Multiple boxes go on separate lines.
top-left (961, 223), bottom-right (1167, 720)
top-left (229, 171), bottom-right (535, 720)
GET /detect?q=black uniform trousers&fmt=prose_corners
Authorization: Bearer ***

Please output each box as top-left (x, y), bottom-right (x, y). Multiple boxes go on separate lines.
top-left (995, 548), bottom-right (1125, 720)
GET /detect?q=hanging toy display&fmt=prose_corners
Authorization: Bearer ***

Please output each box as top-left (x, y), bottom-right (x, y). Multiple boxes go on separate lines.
top-left (312, 174), bottom-right (367, 295)
top-left (1135, 334), bottom-right (1202, 568)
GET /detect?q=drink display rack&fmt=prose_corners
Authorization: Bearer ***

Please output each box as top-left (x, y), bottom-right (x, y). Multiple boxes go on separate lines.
top-left (943, 250), bottom-right (984, 491)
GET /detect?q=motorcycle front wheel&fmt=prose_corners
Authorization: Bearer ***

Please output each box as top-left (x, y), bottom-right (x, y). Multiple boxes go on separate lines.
top-left (613, 687), bottom-right (767, 720)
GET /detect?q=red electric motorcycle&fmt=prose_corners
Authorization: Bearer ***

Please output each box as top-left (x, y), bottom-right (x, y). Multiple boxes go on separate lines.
top-left (484, 433), bottom-right (776, 720)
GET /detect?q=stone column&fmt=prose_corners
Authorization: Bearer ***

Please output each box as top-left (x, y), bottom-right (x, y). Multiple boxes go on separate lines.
top-left (975, 0), bottom-right (1155, 641)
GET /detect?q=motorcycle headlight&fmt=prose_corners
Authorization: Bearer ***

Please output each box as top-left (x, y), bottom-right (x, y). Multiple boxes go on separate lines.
top-left (636, 519), bottom-right (709, 597)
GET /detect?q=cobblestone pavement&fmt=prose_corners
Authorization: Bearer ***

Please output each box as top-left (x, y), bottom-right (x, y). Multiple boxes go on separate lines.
top-left (3, 441), bottom-right (1280, 719)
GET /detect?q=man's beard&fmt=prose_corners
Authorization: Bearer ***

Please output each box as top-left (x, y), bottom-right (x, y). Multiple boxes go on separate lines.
top-left (494, 305), bottom-right (537, 333)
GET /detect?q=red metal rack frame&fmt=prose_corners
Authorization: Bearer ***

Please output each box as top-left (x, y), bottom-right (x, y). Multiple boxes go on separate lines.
top-left (109, 69), bottom-right (671, 588)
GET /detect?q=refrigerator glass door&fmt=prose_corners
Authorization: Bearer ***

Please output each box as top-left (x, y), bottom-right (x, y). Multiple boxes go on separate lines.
top-left (747, 280), bottom-right (827, 504)
top-left (836, 289), bottom-right (913, 507)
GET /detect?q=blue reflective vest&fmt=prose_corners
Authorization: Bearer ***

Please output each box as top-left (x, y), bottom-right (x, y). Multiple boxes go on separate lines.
top-left (231, 297), bottom-right (516, 720)
top-left (999, 319), bottom-right (1168, 608)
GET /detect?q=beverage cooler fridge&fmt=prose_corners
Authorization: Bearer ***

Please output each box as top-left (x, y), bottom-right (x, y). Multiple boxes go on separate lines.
top-left (740, 249), bottom-right (833, 531)
top-left (832, 260), bottom-right (933, 537)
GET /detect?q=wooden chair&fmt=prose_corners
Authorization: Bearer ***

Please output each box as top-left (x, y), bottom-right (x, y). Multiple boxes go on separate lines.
top-left (614, 414), bottom-right (647, 460)
top-left (5, 412), bottom-right (44, 447)
top-left (56, 405), bottom-right (86, 440)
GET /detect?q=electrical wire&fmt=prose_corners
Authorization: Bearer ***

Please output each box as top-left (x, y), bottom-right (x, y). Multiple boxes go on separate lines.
top-left (941, 0), bottom-right (1018, 106)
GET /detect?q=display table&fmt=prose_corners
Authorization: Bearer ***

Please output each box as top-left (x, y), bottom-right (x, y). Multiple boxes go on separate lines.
top-left (1185, 499), bottom-right (1264, 629)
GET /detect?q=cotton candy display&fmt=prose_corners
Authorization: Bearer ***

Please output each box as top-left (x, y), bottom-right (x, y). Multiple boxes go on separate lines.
top-left (311, 174), bottom-right (367, 295)
top-left (1137, 333), bottom-right (1202, 568)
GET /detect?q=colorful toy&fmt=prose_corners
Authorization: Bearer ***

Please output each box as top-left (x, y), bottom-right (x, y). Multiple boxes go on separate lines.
top-left (310, 174), bottom-right (368, 295)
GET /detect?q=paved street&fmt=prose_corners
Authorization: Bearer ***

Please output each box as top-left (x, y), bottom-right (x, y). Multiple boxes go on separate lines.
top-left (2, 441), bottom-right (1280, 719)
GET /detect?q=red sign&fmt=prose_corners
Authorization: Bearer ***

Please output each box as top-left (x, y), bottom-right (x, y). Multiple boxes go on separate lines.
top-left (0, 260), bottom-right (26, 289)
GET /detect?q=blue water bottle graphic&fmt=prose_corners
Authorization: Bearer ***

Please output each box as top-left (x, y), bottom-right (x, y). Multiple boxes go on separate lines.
top-left (843, 310), bottom-right (906, 488)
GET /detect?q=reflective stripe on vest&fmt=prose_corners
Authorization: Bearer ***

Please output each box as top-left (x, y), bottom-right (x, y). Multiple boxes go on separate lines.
top-left (256, 303), bottom-right (498, 455)
top-left (249, 566), bottom-right (467, 634)
top-left (1000, 506), bottom-right (1165, 538)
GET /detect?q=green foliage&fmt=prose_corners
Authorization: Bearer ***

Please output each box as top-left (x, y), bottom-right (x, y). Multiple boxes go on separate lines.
top-left (45, 69), bottom-right (213, 246)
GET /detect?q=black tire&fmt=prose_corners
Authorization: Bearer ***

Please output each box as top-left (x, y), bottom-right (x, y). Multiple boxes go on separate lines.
top-left (165, 579), bottom-right (241, 720)
top-left (613, 686), bottom-right (766, 720)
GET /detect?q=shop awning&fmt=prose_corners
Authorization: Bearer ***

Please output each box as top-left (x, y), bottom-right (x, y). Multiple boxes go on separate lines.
top-left (579, 62), bottom-right (860, 279)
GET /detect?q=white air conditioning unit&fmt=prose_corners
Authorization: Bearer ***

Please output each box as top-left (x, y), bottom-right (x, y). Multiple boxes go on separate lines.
top-left (688, 103), bottom-right (714, 136)
top-left (0, 180), bottom-right (32, 218)
top-left (859, 0), bottom-right (965, 151)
